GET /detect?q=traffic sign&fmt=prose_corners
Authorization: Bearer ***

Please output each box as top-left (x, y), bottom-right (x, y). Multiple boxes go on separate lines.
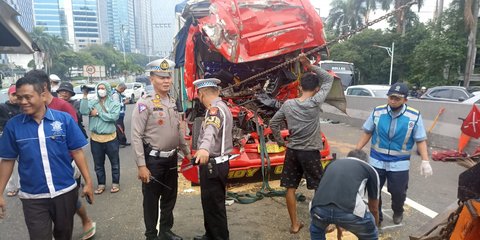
top-left (85, 65), bottom-right (96, 75)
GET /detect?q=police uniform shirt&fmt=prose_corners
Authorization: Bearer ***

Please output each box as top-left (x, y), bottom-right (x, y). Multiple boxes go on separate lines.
top-left (0, 108), bottom-right (88, 199)
top-left (131, 94), bottom-right (190, 166)
top-left (197, 97), bottom-right (233, 156)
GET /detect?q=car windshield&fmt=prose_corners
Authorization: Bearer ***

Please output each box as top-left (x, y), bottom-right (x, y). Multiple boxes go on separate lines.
top-left (372, 89), bottom-right (388, 97)
top-left (126, 84), bottom-right (134, 89)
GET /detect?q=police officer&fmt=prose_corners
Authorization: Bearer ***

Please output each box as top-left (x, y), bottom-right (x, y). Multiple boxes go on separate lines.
top-left (131, 58), bottom-right (191, 240)
top-left (193, 78), bottom-right (233, 240)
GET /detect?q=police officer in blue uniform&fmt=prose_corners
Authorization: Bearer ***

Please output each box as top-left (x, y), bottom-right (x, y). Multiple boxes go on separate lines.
top-left (356, 82), bottom-right (433, 225)
top-left (193, 78), bottom-right (233, 240)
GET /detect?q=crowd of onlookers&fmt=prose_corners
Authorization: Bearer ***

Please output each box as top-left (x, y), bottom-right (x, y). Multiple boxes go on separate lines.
top-left (0, 70), bottom-right (132, 240)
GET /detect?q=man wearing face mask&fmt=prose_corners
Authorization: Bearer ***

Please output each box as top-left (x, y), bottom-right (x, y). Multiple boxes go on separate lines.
top-left (355, 82), bottom-right (433, 226)
top-left (80, 82), bottom-right (121, 195)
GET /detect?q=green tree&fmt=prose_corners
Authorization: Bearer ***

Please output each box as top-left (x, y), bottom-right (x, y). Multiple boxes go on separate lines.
top-left (327, 0), bottom-right (366, 36)
top-left (30, 27), bottom-right (70, 73)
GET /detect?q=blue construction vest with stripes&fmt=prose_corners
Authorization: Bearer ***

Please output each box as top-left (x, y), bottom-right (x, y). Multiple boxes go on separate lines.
top-left (370, 104), bottom-right (420, 162)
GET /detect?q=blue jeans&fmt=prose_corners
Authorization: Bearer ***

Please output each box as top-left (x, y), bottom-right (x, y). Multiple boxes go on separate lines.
top-left (90, 139), bottom-right (120, 185)
top-left (310, 205), bottom-right (378, 240)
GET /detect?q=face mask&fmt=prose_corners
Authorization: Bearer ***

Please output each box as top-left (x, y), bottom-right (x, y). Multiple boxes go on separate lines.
top-left (98, 89), bottom-right (107, 98)
top-left (390, 104), bottom-right (403, 112)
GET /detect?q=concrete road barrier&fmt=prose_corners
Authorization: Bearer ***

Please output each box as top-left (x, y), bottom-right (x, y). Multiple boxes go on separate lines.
top-left (322, 96), bottom-right (480, 152)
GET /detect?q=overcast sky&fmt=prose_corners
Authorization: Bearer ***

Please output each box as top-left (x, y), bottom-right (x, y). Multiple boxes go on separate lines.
top-left (310, 0), bottom-right (454, 26)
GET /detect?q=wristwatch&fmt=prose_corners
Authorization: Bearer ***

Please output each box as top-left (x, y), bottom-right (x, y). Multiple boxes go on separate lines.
top-left (96, 112), bottom-right (99, 116)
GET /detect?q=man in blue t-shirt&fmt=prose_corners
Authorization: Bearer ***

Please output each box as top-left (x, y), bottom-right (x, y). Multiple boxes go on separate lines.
top-left (0, 76), bottom-right (94, 240)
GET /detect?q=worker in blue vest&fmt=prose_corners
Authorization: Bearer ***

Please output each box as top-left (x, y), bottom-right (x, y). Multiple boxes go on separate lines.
top-left (356, 82), bottom-right (433, 225)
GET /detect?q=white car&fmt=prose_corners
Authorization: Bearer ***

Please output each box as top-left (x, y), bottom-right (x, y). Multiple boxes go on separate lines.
top-left (71, 85), bottom-right (97, 101)
top-left (345, 85), bottom-right (390, 98)
top-left (124, 82), bottom-right (146, 104)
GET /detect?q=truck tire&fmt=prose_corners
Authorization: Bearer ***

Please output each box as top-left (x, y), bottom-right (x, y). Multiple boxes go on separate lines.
top-left (192, 117), bottom-right (204, 150)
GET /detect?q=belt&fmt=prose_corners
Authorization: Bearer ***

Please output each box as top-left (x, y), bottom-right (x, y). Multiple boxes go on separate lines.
top-left (213, 155), bottom-right (229, 164)
top-left (149, 149), bottom-right (177, 158)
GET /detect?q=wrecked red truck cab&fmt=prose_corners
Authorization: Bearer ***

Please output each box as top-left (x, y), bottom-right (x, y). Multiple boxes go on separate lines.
top-left (176, 0), bottom-right (338, 184)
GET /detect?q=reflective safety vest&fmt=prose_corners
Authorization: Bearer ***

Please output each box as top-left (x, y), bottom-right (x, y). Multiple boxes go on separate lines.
top-left (370, 104), bottom-right (420, 162)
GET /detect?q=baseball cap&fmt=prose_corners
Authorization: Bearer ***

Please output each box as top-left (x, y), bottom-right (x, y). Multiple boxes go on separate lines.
top-left (146, 58), bottom-right (175, 77)
top-left (8, 85), bottom-right (16, 94)
top-left (387, 83), bottom-right (409, 98)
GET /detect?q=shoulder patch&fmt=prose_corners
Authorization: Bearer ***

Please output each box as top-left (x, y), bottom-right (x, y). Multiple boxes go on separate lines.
top-left (208, 107), bottom-right (219, 116)
top-left (205, 116), bottom-right (221, 129)
top-left (406, 106), bottom-right (419, 114)
top-left (138, 103), bottom-right (147, 113)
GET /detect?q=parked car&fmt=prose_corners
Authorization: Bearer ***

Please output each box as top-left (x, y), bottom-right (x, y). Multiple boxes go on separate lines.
top-left (145, 84), bottom-right (154, 94)
top-left (71, 84), bottom-right (97, 101)
top-left (0, 88), bottom-right (8, 103)
top-left (345, 85), bottom-right (390, 98)
top-left (460, 94), bottom-right (480, 104)
top-left (124, 82), bottom-right (146, 104)
top-left (420, 86), bottom-right (475, 102)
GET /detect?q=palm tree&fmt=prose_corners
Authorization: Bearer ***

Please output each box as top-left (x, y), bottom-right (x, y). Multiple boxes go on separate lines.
top-left (363, 0), bottom-right (393, 23)
top-left (30, 27), bottom-right (70, 73)
top-left (327, 0), bottom-right (366, 36)
top-left (394, 0), bottom-right (424, 35)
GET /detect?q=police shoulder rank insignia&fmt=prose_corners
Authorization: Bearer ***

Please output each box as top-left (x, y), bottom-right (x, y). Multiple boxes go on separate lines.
top-left (208, 107), bottom-right (219, 116)
top-left (205, 116), bottom-right (221, 129)
top-left (138, 103), bottom-right (147, 113)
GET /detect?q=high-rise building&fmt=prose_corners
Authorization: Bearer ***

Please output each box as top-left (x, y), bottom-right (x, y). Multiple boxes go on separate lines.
top-left (32, 0), bottom-right (67, 38)
top-left (150, 0), bottom-right (178, 58)
top-left (105, 0), bottom-right (132, 53)
top-left (131, 0), bottom-right (179, 57)
top-left (4, 0), bottom-right (34, 33)
top-left (69, 0), bottom-right (101, 50)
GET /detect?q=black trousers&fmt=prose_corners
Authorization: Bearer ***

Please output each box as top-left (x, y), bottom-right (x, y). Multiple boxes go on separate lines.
top-left (21, 188), bottom-right (78, 240)
top-left (142, 154), bottom-right (178, 238)
top-left (374, 167), bottom-right (409, 221)
top-left (199, 161), bottom-right (230, 240)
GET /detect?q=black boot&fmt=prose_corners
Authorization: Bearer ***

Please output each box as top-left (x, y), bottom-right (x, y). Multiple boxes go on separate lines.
top-left (393, 212), bottom-right (403, 224)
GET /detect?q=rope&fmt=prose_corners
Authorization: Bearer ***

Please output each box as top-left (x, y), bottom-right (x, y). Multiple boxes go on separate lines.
top-left (221, 0), bottom-right (418, 94)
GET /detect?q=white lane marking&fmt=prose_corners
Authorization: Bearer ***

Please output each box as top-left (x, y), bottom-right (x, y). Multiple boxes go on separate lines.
top-left (382, 187), bottom-right (438, 218)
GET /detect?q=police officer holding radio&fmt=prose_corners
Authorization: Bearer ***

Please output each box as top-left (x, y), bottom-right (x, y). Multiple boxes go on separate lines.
top-left (131, 58), bottom-right (191, 240)
top-left (193, 78), bottom-right (233, 240)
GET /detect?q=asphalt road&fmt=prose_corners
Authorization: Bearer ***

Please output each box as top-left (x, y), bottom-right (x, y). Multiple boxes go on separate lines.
top-left (0, 105), bottom-right (465, 240)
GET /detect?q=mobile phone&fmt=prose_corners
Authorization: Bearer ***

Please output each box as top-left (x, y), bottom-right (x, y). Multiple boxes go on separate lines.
top-left (85, 194), bottom-right (92, 204)
top-left (81, 183), bottom-right (93, 204)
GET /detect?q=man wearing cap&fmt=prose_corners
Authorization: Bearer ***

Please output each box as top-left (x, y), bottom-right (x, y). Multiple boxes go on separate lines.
top-left (356, 82), bottom-right (433, 225)
top-left (192, 77), bottom-right (233, 240)
top-left (0, 85), bottom-right (21, 197)
top-left (132, 58), bottom-right (191, 240)
top-left (57, 82), bottom-right (88, 138)
top-left (49, 74), bottom-right (61, 95)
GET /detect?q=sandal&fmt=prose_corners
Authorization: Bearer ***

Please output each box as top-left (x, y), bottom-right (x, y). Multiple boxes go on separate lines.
top-left (94, 185), bottom-right (105, 195)
top-left (110, 184), bottom-right (120, 193)
top-left (6, 189), bottom-right (19, 197)
top-left (81, 222), bottom-right (96, 240)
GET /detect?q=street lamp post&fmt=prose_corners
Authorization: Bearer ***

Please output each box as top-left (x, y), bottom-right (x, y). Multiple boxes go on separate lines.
top-left (373, 42), bottom-right (395, 85)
